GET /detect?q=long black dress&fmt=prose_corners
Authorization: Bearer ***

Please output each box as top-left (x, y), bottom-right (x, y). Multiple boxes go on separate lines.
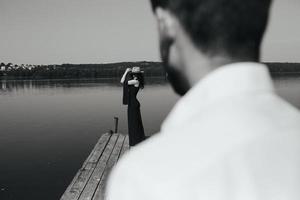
top-left (125, 76), bottom-right (146, 146)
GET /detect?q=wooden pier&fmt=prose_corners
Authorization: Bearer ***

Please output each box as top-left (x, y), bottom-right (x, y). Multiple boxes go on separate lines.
top-left (60, 133), bottom-right (129, 200)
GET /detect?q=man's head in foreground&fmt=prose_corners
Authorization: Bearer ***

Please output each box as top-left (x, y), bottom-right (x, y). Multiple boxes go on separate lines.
top-left (150, 0), bottom-right (272, 96)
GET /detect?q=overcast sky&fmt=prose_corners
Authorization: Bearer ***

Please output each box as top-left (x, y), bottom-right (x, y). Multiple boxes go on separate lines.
top-left (0, 0), bottom-right (299, 65)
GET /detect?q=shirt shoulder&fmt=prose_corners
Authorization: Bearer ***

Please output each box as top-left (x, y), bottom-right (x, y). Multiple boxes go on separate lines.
top-left (106, 134), bottom-right (166, 200)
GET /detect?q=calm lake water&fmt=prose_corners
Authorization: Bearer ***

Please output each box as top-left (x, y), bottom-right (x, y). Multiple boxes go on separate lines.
top-left (1, 76), bottom-right (300, 200)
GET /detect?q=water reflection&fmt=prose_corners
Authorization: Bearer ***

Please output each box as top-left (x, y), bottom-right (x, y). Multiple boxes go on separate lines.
top-left (0, 75), bottom-right (300, 200)
top-left (274, 76), bottom-right (300, 108)
top-left (0, 77), bottom-right (178, 200)
top-left (0, 78), bottom-right (168, 95)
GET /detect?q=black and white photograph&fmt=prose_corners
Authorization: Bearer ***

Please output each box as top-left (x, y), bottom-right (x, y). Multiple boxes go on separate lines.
top-left (1, 0), bottom-right (300, 199)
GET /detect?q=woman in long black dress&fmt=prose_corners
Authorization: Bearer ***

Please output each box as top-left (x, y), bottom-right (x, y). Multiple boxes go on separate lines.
top-left (120, 67), bottom-right (146, 146)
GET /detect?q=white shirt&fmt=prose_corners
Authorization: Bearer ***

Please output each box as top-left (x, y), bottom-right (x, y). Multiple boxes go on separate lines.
top-left (106, 62), bottom-right (300, 200)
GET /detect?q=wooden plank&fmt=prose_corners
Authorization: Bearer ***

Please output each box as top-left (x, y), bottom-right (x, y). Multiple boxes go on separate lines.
top-left (61, 133), bottom-right (130, 200)
top-left (92, 134), bottom-right (126, 200)
top-left (78, 134), bottom-right (123, 200)
top-left (61, 133), bottom-right (111, 200)
top-left (60, 133), bottom-right (115, 200)
top-left (83, 133), bottom-right (112, 167)
top-left (119, 135), bottom-right (129, 159)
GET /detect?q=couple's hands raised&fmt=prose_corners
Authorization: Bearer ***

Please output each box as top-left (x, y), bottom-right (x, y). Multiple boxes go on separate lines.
top-left (121, 68), bottom-right (131, 84)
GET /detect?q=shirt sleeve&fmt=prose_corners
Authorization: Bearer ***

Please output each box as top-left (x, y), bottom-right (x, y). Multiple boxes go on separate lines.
top-left (106, 159), bottom-right (146, 200)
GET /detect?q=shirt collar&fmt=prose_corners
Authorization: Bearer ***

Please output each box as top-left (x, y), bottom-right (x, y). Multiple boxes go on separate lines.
top-left (161, 62), bottom-right (274, 132)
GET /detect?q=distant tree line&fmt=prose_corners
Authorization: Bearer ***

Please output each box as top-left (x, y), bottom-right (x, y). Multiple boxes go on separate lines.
top-left (0, 62), bottom-right (166, 80)
top-left (0, 61), bottom-right (300, 80)
top-left (265, 63), bottom-right (300, 75)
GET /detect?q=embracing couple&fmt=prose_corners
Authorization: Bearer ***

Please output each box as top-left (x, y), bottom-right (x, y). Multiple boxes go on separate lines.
top-left (120, 67), bottom-right (145, 147)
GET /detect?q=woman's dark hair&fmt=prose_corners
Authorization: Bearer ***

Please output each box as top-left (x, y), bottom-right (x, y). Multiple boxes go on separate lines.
top-left (150, 0), bottom-right (272, 59)
top-left (132, 73), bottom-right (145, 89)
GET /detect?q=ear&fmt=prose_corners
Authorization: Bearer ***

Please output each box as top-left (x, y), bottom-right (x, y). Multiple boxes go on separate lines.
top-left (154, 8), bottom-right (177, 39)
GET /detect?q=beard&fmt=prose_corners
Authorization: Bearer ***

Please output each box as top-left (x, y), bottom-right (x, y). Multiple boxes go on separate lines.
top-left (160, 36), bottom-right (190, 96)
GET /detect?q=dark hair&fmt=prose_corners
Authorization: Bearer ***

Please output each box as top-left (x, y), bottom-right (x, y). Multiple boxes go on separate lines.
top-left (132, 73), bottom-right (145, 89)
top-left (150, 0), bottom-right (272, 59)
